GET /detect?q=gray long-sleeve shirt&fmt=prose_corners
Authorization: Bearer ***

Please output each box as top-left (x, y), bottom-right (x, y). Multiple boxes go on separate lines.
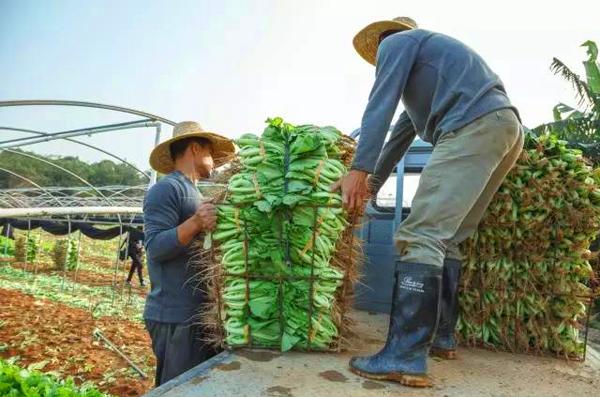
top-left (369, 112), bottom-right (416, 194)
top-left (352, 29), bottom-right (519, 174)
top-left (143, 171), bottom-right (203, 324)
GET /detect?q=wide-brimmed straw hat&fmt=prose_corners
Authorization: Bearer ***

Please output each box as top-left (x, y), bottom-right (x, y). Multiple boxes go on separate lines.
top-left (353, 16), bottom-right (418, 65)
top-left (149, 121), bottom-right (235, 174)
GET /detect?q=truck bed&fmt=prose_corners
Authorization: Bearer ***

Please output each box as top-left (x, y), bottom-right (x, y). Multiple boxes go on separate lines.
top-left (143, 310), bottom-right (600, 397)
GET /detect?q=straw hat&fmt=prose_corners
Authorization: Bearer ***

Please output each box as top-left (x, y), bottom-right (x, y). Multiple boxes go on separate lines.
top-left (353, 16), bottom-right (418, 65)
top-left (149, 121), bottom-right (235, 174)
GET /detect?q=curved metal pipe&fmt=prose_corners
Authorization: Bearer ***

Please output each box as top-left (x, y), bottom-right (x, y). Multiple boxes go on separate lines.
top-left (0, 119), bottom-right (156, 147)
top-left (107, 186), bottom-right (145, 207)
top-left (8, 192), bottom-right (31, 207)
top-left (108, 185), bottom-right (146, 198)
top-left (0, 149), bottom-right (122, 225)
top-left (0, 126), bottom-right (151, 180)
top-left (0, 99), bottom-right (177, 126)
top-left (1, 194), bottom-right (26, 208)
top-left (0, 197), bottom-right (14, 208)
top-left (0, 167), bottom-right (65, 207)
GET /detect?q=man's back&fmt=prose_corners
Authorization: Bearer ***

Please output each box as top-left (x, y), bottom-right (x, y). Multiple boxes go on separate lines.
top-left (381, 29), bottom-right (517, 143)
top-left (353, 29), bottom-right (519, 174)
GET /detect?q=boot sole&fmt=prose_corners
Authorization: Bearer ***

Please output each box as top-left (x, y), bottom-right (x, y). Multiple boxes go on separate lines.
top-left (430, 347), bottom-right (457, 360)
top-left (349, 367), bottom-right (431, 388)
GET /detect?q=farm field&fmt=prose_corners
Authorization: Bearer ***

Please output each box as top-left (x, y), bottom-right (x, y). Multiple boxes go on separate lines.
top-left (0, 229), bottom-right (154, 396)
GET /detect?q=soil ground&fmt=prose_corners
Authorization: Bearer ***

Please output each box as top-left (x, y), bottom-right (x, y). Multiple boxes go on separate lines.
top-left (0, 288), bottom-right (155, 396)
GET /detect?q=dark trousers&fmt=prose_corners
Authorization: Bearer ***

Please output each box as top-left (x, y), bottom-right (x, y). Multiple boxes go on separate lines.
top-left (127, 255), bottom-right (144, 284)
top-left (145, 320), bottom-right (219, 387)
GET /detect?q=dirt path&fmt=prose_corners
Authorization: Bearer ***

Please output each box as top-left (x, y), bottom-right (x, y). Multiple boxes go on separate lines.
top-left (0, 288), bottom-right (155, 396)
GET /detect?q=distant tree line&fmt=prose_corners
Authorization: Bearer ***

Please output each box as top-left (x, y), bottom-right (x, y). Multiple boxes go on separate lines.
top-left (0, 149), bottom-right (149, 188)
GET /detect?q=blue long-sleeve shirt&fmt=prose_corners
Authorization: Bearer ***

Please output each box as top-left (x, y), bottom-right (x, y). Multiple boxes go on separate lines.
top-left (352, 29), bottom-right (519, 173)
top-left (143, 171), bottom-right (204, 324)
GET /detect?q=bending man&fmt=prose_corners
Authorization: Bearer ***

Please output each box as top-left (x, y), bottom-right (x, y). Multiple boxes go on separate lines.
top-left (334, 17), bottom-right (524, 387)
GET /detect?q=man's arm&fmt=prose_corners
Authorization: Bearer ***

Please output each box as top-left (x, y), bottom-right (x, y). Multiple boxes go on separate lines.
top-left (334, 35), bottom-right (420, 212)
top-left (143, 182), bottom-right (214, 263)
top-left (369, 112), bottom-right (417, 195)
top-left (176, 202), bottom-right (215, 246)
top-left (143, 182), bottom-right (187, 262)
top-left (351, 35), bottom-right (420, 174)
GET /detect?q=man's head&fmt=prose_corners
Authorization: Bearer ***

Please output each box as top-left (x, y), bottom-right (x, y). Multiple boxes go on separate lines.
top-left (149, 121), bottom-right (235, 176)
top-left (353, 16), bottom-right (418, 65)
top-left (170, 136), bottom-right (214, 178)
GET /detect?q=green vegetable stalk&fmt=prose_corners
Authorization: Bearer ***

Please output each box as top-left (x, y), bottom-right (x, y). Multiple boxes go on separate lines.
top-left (458, 134), bottom-right (600, 358)
top-left (14, 235), bottom-right (39, 263)
top-left (53, 238), bottom-right (79, 271)
top-left (208, 117), bottom-right (357, 352)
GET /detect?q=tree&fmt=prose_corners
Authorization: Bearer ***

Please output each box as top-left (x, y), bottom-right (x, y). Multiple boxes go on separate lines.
top-left (0, 149), bottom-right (146, 188)
top-left (534, 40), bottom-right (600, 165)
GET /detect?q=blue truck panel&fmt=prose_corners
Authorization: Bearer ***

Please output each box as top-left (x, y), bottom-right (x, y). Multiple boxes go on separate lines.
top-left (353, 140), bottom-right (432, 313)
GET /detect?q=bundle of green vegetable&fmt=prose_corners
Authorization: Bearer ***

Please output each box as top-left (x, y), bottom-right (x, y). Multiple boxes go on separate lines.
top-left (201, 117), bottom-right (358, 352)
top-left (52, 238), bottom-right (79, 270)
top-left (0, 235), bottom-right (14, 257)
top-left (14, 235), bottom-right (38, 263)
top-left (459, 133), bottom-right (600, 358)
top-left (0, 358), bottom-right (108, 397)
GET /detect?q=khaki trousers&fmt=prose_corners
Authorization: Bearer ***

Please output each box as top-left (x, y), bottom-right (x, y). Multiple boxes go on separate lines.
top-left (395, 109), bottom-right (524, 266)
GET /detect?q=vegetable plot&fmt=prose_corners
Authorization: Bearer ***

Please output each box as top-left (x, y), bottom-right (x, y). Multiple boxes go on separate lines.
top-left (0, 358), bottom-right (108, 397)
top-left (459, 134), bottom-right (600, 358)
top-left (199, 117), bottom-right (359, 352)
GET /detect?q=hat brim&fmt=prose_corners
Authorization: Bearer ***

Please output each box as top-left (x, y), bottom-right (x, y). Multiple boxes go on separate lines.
top-left (353, 20), bottom-right (414, 65)
top-left (149, 131), bottom-right (235, 174)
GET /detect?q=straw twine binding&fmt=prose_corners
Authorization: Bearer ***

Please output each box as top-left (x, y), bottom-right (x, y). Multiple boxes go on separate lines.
top-left (190, 136), bottom-right (363, 351)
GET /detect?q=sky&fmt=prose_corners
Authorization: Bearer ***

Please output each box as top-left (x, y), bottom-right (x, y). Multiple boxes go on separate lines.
top-left (0, 0), bottom-right (599, 175)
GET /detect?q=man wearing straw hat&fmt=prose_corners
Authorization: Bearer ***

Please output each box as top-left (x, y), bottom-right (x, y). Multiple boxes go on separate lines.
top-left (333, 17), bottom-right (524, 386)
top-left (143, 121), bottom-right (234, 386)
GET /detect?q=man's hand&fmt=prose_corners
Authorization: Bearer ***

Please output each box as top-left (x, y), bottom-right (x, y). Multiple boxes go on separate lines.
top-left (330, 169), bottom-right (371, 213)
top-left (176, 200), bottom-right (217, 246)
top-left (191, 201), bottom-right (217, 232)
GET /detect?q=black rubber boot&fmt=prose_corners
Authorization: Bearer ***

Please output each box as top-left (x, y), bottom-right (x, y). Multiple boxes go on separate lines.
top-left (349, 261), bottom-right (442, 387)
top-left (431, 258), bottom-right (462, 359)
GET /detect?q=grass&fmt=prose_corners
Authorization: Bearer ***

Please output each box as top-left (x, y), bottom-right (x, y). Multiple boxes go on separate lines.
top-left (84, 238), bottom-right (122, 260)
top-left (78, 259), bottom-right (129, 277)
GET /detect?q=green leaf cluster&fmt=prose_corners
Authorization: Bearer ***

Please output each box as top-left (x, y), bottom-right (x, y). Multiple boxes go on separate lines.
top-left (534, 40), bottom-right (600, 165)
top-left (0, 358), bottom-right (109, 397)
top-left (459, 134), bottom-right (600, 357)
top-left (213, 118), bottom-right (349, 351)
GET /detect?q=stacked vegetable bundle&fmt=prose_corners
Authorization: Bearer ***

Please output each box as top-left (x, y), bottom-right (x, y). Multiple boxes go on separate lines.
top-left (52, 238), bottom-right (79, 270)
top-left (14, 235), bottom-right (38, 263)
top-left (200, 118), bottom-right (358, 351)
top-left (459, 134), bottom-right (600, 358)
